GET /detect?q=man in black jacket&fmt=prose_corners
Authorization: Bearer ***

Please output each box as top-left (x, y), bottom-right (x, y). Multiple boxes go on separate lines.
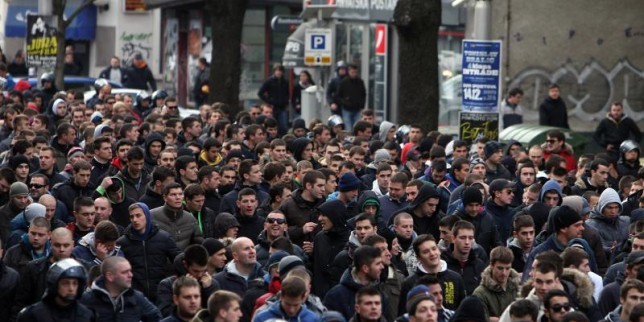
top-left (593, 102), bottom-right (642, 155)
top-left (123, 53), bottom-right (157, 91)
top-left (336, 64), bottom-right (366, 132)
top-left (98, 56), bottom-right (126, 84)
top-left (258, 63), bottom-right (290, 135)
top-left (539, 84), bottom-right (569, 129)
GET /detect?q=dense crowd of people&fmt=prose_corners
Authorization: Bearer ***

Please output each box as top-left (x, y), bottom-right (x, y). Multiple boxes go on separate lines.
top-left (0, 72), bottom-right (644, 322)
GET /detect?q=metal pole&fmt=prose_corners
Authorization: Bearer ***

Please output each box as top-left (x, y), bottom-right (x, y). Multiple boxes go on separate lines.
top-left (472, 0), bottom-right (491, 40)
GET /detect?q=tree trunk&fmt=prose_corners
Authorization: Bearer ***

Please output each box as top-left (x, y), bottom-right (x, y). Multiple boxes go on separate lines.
top-left (206, 0), bottom-right (249, 117)
top-left (393, 0), bottom-right (441, 130)
top-left (53, 0), bottom-right (66, 90)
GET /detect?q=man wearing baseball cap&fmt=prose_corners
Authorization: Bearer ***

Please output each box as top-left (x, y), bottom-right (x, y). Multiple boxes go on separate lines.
top-left (485, 179), bottom-right (518, 242)
top-left (484, 141), bottom-right (513, 183)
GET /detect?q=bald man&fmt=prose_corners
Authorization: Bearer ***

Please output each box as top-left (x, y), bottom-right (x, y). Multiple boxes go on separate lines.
top-left (81, 257), bottom-right (161, 321)
top-left (213, 237), bottom-right (265, 297)
top-left (38, 194), bottom-right (66, 230)
top-left (12, 228), bottom-right (90, 319)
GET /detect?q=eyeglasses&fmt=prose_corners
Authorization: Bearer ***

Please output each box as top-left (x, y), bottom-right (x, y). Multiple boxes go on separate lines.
top-left (546, 139), bottom-right (557, 143)
top-left (167, 105), bottom-right (178, 110)
top-left (29, 184), bottom-right (45, 189)
top-left (550, 303), bottom-right (571, 313)
top-left (266, 217), bottom-right (286, 224)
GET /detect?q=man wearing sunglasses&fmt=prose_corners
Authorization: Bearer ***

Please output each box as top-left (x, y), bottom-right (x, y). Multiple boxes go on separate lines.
top-left (543, 289), bottom-right (572, 322)
top-left (255, 210), bottom-right (304, 268)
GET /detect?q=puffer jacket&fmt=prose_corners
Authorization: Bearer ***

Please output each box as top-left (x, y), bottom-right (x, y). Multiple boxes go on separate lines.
top-left (117, 204), bottom-right (181, 302)
top-left (472, 266), bottom-right (521, 318)
top-left (561, 268), bottom-right (602, 322)
top-left (151, 204), bottom-right (204, 250)
top-left (279, 188), bottom-right (324, 246)
top-left (586, 188), bottom-right (629, 258)
top-left (80, 276), bottom-right (161, 322)
top-left (116, 166), bottom-right (151, 201)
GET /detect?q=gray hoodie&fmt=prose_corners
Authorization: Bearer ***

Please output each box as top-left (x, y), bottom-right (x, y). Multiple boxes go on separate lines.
top-left (586, 188), bottom-right (629, 255)
top-left (379, 121), bottom-right (395, 142)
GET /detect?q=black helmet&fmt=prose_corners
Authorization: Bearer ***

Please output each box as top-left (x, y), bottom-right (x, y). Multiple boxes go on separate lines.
top-left (136, 91), bottom-right (151, 106)
top-left (93, 78), bottom-right (110, 92)
top-left (151, 90), bottom-right (168, 107)
top-left (40, 72), bottom-right (55, 86)
top-left (396, 125), bottom-right (411, 145)
top-left (45, 258), bottom-right (87, 300)
top-left (620, 140), bottom-right (640, 155)
top-left (327, 115), bottom-right (344, 129)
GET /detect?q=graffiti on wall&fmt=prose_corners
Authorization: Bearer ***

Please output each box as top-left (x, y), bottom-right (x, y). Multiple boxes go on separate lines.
top-left (163, 18), bottom-right (179, 95)
top-left (508, 59), bottom-right (644, 122)
top-left (120, 31), bottom-right (153, 64)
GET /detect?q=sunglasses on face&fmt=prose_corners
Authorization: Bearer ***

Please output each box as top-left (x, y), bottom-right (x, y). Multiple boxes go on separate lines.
top-left (30, 184), bottom-right (46, 189)
top-left (167, 105), bottom-right (178, 110)
top-left (266, 217), bottom-right (286, 224)
top-left (550, 303), bottom-right (571, 313)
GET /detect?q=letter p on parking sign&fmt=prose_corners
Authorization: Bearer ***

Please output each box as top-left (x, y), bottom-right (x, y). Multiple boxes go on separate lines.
top-left (305, 28), bottom-right (333, 66)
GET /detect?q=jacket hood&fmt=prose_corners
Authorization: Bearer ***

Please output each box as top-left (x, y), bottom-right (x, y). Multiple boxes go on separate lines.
top-left (479, 265), bottom-right (520, 292)
top-left (540, 179), bottom-right (563, 204)
top-left (199, 149), bottom-right (222, 166)
top-left (106, 176), bottom-right (126, 204)
top-left (130, 202), bottom-right (153, 239)
top-left (20, 232), bottom-right (51, 258)
top-left (265, 298), bottom-right (311, 320)
top-left (289, 137), bottom-right (311, 161)
top-left (561, 267), bottom-right (595, 308)
top-left (379, 121), bottom-right (395, 142)
top-left (411, 183), bottom-right (440, 209)
top-left (78, 232), bottom-right (121, 259)
top-left (224, 260), bottom-right (264, 280)
top-left (214, 212), bottom-right (240, 238)
top-left (318, 199), bottom-right (348, 232)
top-left (145, 132), bottom-right (166, 153)
top-left (358, 190), bottom-right (380, 213)
top-left (597, 188), bottom-right (623, 215)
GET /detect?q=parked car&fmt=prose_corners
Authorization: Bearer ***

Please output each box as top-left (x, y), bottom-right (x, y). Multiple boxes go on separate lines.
top-left (18, 76), bottom-right (122, 92)
top-left (83, 88), bottom-right (199, 119)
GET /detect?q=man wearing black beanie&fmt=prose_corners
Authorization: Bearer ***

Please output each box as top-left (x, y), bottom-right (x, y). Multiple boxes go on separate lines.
top-left (453, 187), bottom-right (502, 254)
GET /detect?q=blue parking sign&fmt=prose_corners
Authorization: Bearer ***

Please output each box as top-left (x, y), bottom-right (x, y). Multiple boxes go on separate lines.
top-left (311, 35), bottom-right (326, 50)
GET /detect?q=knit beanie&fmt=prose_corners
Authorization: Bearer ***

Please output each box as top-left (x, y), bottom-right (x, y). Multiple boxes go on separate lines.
top-left (406, 285), bottom-right (435, 313)
top-left (67, 147), bottom-right (85, 161)
top-left (224, 150), bottom-right (243, 164)
top-left (267, 251), bottom-right (289, 269)
top-left (214, 213), bottom-right (240, 236)
top-left (292, 118), bottom-right (306, 130)
top-left (338, 172), bottom-right (361, 192)
top-left (24, 203), bottom-right (47, 223)
top-left (552, 205), bottom-right (583, 232)
top-left (462, 187), bottom-right (483, 206)
top-left (9, 155), bottom-right (30, 171)
top-left (90, 111), bottom-right (103, 125)
top-left (451, 296), bottom-right (489, 322)
top-left (373, 149), bottom-right (391, 164)
top-left (278, 255), bottom-right (305, 278)
top-left (52, 98), bottom-right (66, 116)
top-left (10, 182), bottom-right (29, 197)
top-left (202, 238), bottom-right (226, 256)
top-left (484, 141), bottom-right (502, 159)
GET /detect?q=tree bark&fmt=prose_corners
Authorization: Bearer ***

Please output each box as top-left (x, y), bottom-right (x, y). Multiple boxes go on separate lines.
top-left (393, 0), bottom-right (441, 130)
top-left (52, 0), bottom-right (95, 90)
top-left (206, 0), bottom-right (250, 116)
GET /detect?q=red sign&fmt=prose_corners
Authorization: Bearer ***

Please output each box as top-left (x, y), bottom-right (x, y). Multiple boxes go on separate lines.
top-left (375, 24), bottom-right (387, 55)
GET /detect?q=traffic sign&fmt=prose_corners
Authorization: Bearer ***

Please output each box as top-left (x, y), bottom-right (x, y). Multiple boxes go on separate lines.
top-left (304, 28), bottom-right (333, 66)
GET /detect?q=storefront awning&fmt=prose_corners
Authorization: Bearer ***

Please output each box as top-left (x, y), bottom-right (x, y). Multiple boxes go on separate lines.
top-left (5, 0), bottom-right (97, 40)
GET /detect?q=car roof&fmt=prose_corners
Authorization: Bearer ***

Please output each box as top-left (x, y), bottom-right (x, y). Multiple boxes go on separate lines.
top-left (20, 76), bottom-right (123, 91)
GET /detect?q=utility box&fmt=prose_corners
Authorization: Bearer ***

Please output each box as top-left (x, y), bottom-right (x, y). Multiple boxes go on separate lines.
top-left (300, 85), bottom-right (329, 125)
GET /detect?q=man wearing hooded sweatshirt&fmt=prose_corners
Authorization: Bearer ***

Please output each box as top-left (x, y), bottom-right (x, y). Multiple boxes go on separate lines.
top-left (311, 199), bottom-right (351, 298)
top-left (399, 234), bottom-right (466, 314)
top-left (151, 182), bottom-right (204, 250)
top-left (4, 216), bottom-right (51, 275)
top-left (599, 279), bottom-right (644, 322)
top-left (93, 176), bottom-right (137, 228)
top-left (117, 202), bottom-right (181, 303)
top-left (143, 133), bottom-right (166, 173)
top-left (586, 188), bottom-right (630, 261)
top-left (214, 237), bottom-right (265, 298)
top-left (72, 220), bottom-right (123, 266)
top-left (390, 183), bottom-right (445, 242)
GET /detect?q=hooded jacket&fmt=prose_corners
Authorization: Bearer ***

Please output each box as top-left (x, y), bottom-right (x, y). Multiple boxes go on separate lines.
top-left (484, 198), bottom-right (516, 243)
top-left (472, 266), bottom-right (521, 318)
top-left (379, 121), bottom-right (395, 142)
top-left (600, 306), bottom-right (625, 322)
top-left (572, 172), bottom-right (608, 196)
top-left (143, 133), bottom-right (166, 173)
top-left (255, 298), bottom-right (320, 322)
top-left (586, 189), bottom-right (629, 257)
top-left (540, 179), bottom-right (563, 205)
top-left (391, 184), bottom-right (445, 241)
top-left (312, 200), bottom-right (351, 298)
top-left (117, 203), bottom-right (181, 302)
top-left (324, 268), bottom-right (378, 320)
top-left (92, 176), bottom-right (137, 227)
top-left (3, 233), bottom-right (50, 274)
top-left (213, 260), bottom-right (265, 298)
top-left (116, 166), bottom-right (151, 201)
top-left (399, 260), bottom-right (466, 313)
top-left (80, 276), bottom-right (161, 322)
top-left (560, 268), bottom-right (601, 322)
top-left (151, 204), bottom-right (204, 250)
